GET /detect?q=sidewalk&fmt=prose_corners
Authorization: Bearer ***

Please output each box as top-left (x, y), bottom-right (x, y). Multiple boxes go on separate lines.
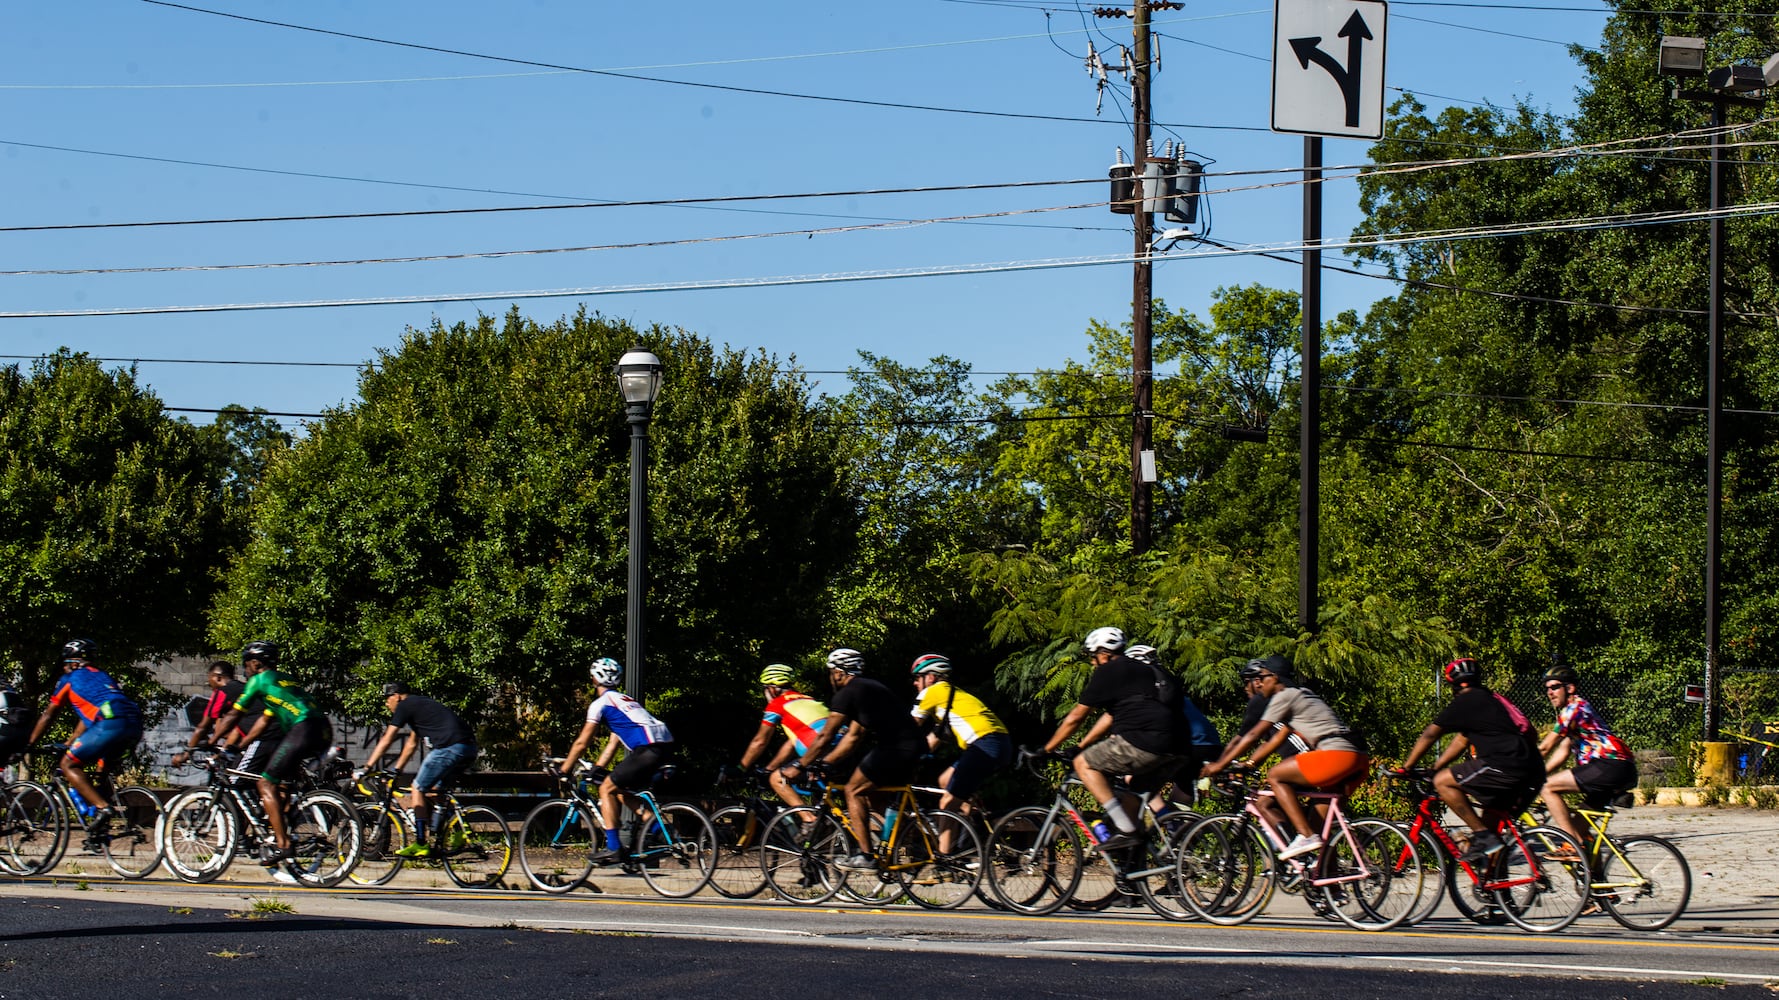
top-left (1604, 801), bottom-right (1779, 934)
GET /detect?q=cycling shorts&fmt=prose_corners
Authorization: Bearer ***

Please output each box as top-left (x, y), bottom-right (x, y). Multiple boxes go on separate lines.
top-left (857, 744), bottom-right (922, 787)
top-left (1293, 748), bottom-right (1370, 789)
top-left (262, 716), bottom-right (334, 785)
top-left (1573, 757), bottom-right (1637, 808)
top-left (610, 742), bottom-right (676, 792)
top-left (66, 718), bottom-right (144, 770)
top-left (415, 742), bottom-right (479, 792)
top-left (1080, 734), bottom-right (1185, 794)
top-left (1452, 757), bottom-right (1543, 812)
top-left (944, 733), bottom-right (1013, 800)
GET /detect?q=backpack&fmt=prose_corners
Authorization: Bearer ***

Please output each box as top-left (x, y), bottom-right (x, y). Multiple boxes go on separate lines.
top-left (0, 683), bottom-right (29, 742)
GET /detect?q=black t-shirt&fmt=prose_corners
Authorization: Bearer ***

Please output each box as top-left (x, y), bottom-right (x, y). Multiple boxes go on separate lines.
top-left (1432, 687), bottom-right (1540, 774)
top-left (1077, 655), bottom-right (1187, 755)
top-left (1238, 691), bottom-right (1307, 758)
top-left (830, 676), bottom-right (923, 754)
top-left (391, 695), bottom-right (475, 749)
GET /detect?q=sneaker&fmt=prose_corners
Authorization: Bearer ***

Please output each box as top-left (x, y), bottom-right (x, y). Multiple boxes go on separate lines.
top-left (395, 843), bottom-right (437, 859)
top-left (91, 807), bottom-right (117, 833)
top-left (1278, 833), bottom-right (1324, 860)
top-left (268, 867), bottom-right (299, 885)
top-left (1541, 843), bottom-right (1583, 864)
top-left (940, 852), bottom-right (981, 872)
top-left (587, 845), bottom-right (624, 866)
top-left (1460, 829), bottom-right (1505, 864)
top-left (835, 853), bottom-right (877, 871)
top-left (258, 843), bottom-right (294, 864)
top-left (1098, 832), bottom-right (1142, 853)
top-left (444, 829), bottom-right (469, 852)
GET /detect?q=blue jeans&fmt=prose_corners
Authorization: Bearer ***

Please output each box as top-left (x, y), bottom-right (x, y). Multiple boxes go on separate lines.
top-left (415, 742), bottom-right (478, 791)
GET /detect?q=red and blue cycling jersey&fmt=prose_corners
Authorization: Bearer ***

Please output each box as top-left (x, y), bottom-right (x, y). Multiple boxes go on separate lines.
top-left (50, 666), bottom-right (140, 727)
top-left (1554, 695), bottom-right (1631, 765)
top-left (761, 690), bottom-right (831, 756)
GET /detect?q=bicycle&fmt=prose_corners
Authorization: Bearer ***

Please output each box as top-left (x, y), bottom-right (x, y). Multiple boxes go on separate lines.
top-left (518, 757), bottom-right (716, 898)
top-left (1524, 796), bottom-right (1691, 931)
top-left (981, 749), bottom-right (1193, 919)
top-left (159, 745), bottom-right (362, 887)
top-left (1, 745), bottom-right (162, 879)
top-left (1388, 768), bottom-right (1590, 932)
top-left (1174, 767), bottom-right (1423, 931)
top-left (758, 764), bottom-right (983, 909)
top-left (706, 765), bottom-right (784, 899)
top-left (349, 766), bottom-right (513, 888)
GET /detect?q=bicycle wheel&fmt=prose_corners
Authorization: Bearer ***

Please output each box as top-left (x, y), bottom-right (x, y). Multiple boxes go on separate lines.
top-left (2, 781), bottom-right (67, 877)
top-left (632, 802), bottom-right (715, 899)
top-left (285, 790), bottom-right (361, 887)
top-left (348, 803), bottom-right (410, 886)
top-left (1317, 819), bottom-right (1420, 931)
top-left (1597, 835), bottom-right (1691, 931)
top-left (518, 798), bottom-right (597, 894)
top-left (103, 785), bottom-right (164, 879)
top-left (441, 805), bottom-right (512, 889)
top-left (707, 805), bottom-right (769, 899)
top-left (1399, 824), bottom-right (1451, 926)
top-left (759, 807), bottom-right (844, 905)
top-left (1135, 811), bottom-right (1195, 921)
top-left (1174, 813), bottom-right (1277, 926)
top-left (1493, 825), bottom-right (1589, 933)
top-left (160, 789), bottom-right (238, 883)
top-left (984, 806), bottom-right (1085, 915)
top-left (896, 809), bottom-right (982, 910)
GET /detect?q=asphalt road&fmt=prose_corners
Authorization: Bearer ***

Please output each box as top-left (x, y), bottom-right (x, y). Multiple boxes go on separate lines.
top-left (0, 893), bottom-right (1770, 1000)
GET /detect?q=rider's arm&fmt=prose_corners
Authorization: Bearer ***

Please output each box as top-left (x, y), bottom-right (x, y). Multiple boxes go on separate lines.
top-left (1542, 735), bottom-right (1571, 775)
top-left (739, 720), bottom-right (776, 768)
top-left (561, 717), bottom-right (600, 775)
top-left (239, 712), bottom-right (274, 747)
top-left (1241, 725), bottom-right (1292, 767)
top-left (1431, 732), bottom-right (1470, 771)
top-left (1077, 711), bottom-right (1114, 750)
top-left (593, 732), bottom-right (621, 769)
top-left (362, 723), bottom-right (402, 770)
top-left (391, 731), bottom-right (421, 772)
top-left (823, 717), bottom-right (867, 763)
top-left (1399, 722), bottom-right (1445, 770)
top-left (790, 712), bottom-right (846, 768)
top-left (1041, 703), bottom-right (1093, 752)
top-left (764, 740), bottom-right (798, 770)
top-left (1205, 718), bottom-right (1276, 774)
top-left (26, 700), bottom-right (61, 747)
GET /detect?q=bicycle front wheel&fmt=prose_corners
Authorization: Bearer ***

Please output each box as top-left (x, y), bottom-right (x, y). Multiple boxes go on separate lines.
top-left (1399, 824), bottom-right (1450, 926)
top-left (759, 807), bottom-right (844, 905)
top-left (1174, 813), bottom-right (1277, 926)
top-left (285, 790), bottom-right (361, 887)
top-left (442, 805), bottom-right (512, 889)
top-left (632, 802), bottom-right (715, 899)
top-left (983, 806), bottom-right (1085, 915)
top-left (707, 804), bottom-right (768, 899)
top-left (517, 799), bottom-right (597, 894)
top-left (103, 785), bottom-right (164, 879)
top-left (160, 789), bottom-right (236, 883)
top-left (1597, 835), bottom-right (1691, 931)
top-left (1317, 819), bottom-right (1421, 931)
top-left (350, 804), bottom-right (411, 886)
top-left (1493, 825), bottom-right (1589, 933)
top-left (2, 781), bottom-right (67, 877)
top-left (897, 809), bottom-right (982, 910)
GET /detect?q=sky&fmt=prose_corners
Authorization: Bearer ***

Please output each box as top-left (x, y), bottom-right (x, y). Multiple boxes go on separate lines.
top-left (2, 0), bottom-right (1614, 422)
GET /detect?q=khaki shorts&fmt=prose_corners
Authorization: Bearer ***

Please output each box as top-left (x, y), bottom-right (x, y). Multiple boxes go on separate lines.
top-left (1080, 734), bottom-right (1184, 792)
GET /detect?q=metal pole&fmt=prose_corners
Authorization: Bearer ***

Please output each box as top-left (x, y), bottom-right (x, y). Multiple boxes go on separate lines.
top-left (1300, 136), bottom-right (1322, 633)
top-left (1130, 0), bottom-right (1154, 555)
top-left (626, 401), bottom-right (651, 701)
top-left (1704, 96), bottom-right (1725, 741)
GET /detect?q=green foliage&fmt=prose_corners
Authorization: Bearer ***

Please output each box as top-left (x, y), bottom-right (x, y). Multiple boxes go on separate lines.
top-left (210, 309), bottom-right (854, 759)
top-left (0, 351), bottom-right (240, 710)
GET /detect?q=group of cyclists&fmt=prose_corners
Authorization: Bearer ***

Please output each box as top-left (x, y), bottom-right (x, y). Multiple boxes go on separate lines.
top-left (12, 624), bottom-right (1640, 893)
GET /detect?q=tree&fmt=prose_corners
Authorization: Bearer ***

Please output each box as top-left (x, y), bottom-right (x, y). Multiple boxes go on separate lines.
top-left (0, 351), bottom-right (237, 709)
top-left (208, 308), bottom-right (855, 761)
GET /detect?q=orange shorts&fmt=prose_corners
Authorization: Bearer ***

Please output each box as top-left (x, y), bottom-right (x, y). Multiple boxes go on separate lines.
top-left (1294, 749), bottom-right (1369, 789)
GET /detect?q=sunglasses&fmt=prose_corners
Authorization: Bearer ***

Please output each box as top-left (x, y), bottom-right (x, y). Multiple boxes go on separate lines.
top-left (1545, 682), bottom-right (1568, 691)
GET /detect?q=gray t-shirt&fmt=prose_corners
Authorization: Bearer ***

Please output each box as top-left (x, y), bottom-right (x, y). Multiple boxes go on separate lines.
top-left (1260, 686), bottom-right (1357, 752)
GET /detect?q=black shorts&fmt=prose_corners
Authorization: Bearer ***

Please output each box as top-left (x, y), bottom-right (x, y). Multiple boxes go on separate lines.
top-left (944, 733), bottom-right (1013, 800)
top-left (1451, 758), bottom-right (1543, 813)
top-left (262, 716), bottom-right (334, 785)
top-left (857, 744), bottom-right (921, 787)
top-left (1573, 757), bottom-right (1638, 808)
top-left (610, 742), bottom-right (676, 792)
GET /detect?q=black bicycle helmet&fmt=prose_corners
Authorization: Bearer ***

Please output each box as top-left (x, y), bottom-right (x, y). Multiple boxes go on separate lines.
top-left (1542, 665), bottom-right (1578, 686)
top-left (241, 640), bottom-right (281, 667)
top-left (60, 638), bottom-right (97, 663)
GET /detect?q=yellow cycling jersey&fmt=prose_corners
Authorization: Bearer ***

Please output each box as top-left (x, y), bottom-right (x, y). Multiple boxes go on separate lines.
top-left (912, 681), bottom-right (1007, 749)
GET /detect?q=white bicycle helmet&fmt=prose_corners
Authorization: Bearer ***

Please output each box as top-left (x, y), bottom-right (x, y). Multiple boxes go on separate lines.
top-left (1083, 626), bottom-right (1126, 653)
top-left (826, 648), bottom-right (865, 675)
top-left (1125, 644), bottom-right (1159, 666)
top-left (590, 657), bottom-right (624, 688)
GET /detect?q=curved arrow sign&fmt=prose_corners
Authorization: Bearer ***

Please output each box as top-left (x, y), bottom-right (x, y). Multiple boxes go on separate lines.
top-left (1273, 0), bottom-right (1388, 139)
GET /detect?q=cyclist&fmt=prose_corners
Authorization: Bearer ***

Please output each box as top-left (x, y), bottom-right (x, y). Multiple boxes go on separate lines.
top-left (26, 638), bottom-right (143, 840)
top-left (171, 661), bottom-right (257, 770)
top-left (560, 657), bottom-right (677, 865)
top-left (1127, 644), bottom-right (1220, 814)
top-left (738, 663), bottom-right (833, 811)
top-left (909, 653), bottom-right (1011, 852)
top-left (360, 681), bottom-right (480, 859)
top-left (0, 674), bottom-right (32, 767)
top-left (1034, 627), bottom-right (1189, 853)
top-left (1203, 657), bottom-right (1366, 860)
top-left (1538, 665), bottom-right (1637, 850)
top-left (783, 648), bottom-right (925, 871)
top-left (213, 640), bottom-right (334, 866)
top-left (1395, 656), bottom-right (1544, 863)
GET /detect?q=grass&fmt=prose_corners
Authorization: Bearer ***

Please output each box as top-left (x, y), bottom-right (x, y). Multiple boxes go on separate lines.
top-left (168, 906), bottom-right (193, 915)
top-left (1750, 786), bottom-right (1779, 810)
top-left (1700, 782), bottom-right (1730, 807)
top-left (232, 897), bottom-right (295, 919)
top-left (425, 937), bottom-right (457, 946)
top-left (1688, 977), bottom-right (1728, 987)
top-left (209, 950), bottom-right (257, 960)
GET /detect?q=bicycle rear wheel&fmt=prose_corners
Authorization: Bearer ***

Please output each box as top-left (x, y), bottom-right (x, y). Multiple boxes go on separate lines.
top-left (707, 804), bottom-right (769, 899)
top-left (633, 802), bottom-right (715, 899)
top-left (984, 806), bottom-right (1085, 915)
top-left (285, 790), bottom-right (361, 887)
top-left (1317, 819), bottom-right (1421, 931)
top-left (1135, 811), bottom-right (1195, 921)
top-left (160, 789), bottom-right (236, 883)
top-left (442, 805), bottom-right (512, 889)
top-left (103, 785), bottom-right (164, 879)
top-left (1493, 825), bottom-right (1589, 933)
top-left (1399, 824), bottom-right (1451, 926)
top-left (759, 807), bottom-right (844, 905)
top-left (898, 809), bottom-right (982, 910)
top-left (1174, 813), bottom-right (1276, 926)
top-left (1597, 835), bottom-right (1691, 931)
top-left (517, 799), bottom-right (597, 894)
top-left (349, 803), bottom-right (410, 886)
top-left (2, 781), bottom-right (66, 876)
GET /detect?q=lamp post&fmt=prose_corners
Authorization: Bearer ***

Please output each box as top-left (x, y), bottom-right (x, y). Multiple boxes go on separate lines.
top-left (616, 347), bottom-right (664, 702)
top-left (1657, 37), bottom-right (1775, 741)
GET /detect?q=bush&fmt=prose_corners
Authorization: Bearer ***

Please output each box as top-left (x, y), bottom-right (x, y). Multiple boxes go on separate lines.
top-left (1699, 782), bottom-right (1729, 807)
top-left (1749, 786), bottom-right (1778, 810)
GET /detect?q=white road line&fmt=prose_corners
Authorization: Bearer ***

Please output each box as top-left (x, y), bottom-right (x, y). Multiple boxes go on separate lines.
top-left (539, 919), bottom-right (820, 938)
top-left (1378, 957), bottom-right (1777, 982)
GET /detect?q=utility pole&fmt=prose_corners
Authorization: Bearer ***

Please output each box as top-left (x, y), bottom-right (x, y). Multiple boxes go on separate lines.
top-left (1130, 0), bottom-right (1154, 555)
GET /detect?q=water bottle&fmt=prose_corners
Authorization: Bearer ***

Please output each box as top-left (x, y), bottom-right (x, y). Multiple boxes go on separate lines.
top-left (1092, 820), bottom-right (1112, 843)
top-left (881, 806), bottom-right (898, 842)
top-left (70, 788), bottom-right (97, 819)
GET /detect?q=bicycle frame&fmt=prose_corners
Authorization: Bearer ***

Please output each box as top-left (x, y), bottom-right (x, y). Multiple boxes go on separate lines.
top-left (1230, 785), bottom-right (1376, 889)
top-left (1403, 786), bottom-right (1543, 894)
top-left (1024, 776), bottom-right (1173, 884)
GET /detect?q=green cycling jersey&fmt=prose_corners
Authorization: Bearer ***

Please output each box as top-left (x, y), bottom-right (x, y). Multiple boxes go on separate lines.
top-left (232, 668), bottom-right (319, 734)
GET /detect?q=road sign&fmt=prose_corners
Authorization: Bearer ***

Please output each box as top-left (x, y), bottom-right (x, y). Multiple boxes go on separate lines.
top-left (1272, 0), bottom-right (1388, 139)
top-left (1684, 683), bottom-right (1707, 704)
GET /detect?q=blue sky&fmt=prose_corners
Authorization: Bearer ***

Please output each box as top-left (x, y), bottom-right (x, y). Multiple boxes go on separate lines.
top-left (2, 0), bottom-right (1611, 420)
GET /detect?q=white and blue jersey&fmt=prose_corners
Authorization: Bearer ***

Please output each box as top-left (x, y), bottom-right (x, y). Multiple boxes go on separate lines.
top-left (587, 690), bottom-right (673, 749)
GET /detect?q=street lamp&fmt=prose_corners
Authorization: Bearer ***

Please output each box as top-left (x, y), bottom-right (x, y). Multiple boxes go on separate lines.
top-left (1657, 37), bottom-right (1769, 742)
top-left (616, 347), bottom-right (664, 701)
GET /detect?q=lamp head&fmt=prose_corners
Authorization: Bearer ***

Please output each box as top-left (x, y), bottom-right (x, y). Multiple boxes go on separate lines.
top-left (1657, 35), bottom-right (1707, 78)
top-left (616, 348), bottom-right (665, 406)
